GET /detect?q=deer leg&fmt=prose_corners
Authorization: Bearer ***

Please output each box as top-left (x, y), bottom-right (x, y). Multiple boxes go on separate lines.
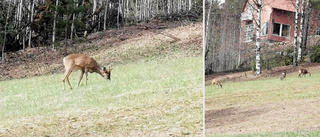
top-left (62, 69), bottom-right (70, 90)
top-left (85, 68), bottom-right (88, 86)
top-left (78, 69), bottom-right (84, 87)
top-left (62, 68), bottom-right (73, 90)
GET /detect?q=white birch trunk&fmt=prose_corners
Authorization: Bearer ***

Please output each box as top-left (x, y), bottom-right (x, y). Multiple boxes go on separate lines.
top-left (117, 0), bottom-right (120, 28)
top-left (298, 0), bottom-right (305, 62)
top-left (93, 0), bottom-right (97, 27)
top-left (28, 0), bottom-right (34, 48)
top-left (255, 0), bottom-right (262, 75)
top-left (52, 0), bottom-right (58, 49)
top-left (293, 0), bottom-right (299, 66)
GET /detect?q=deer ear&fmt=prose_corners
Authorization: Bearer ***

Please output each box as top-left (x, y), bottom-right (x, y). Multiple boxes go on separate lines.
top-left (109, 66), bottom-right (113, 71)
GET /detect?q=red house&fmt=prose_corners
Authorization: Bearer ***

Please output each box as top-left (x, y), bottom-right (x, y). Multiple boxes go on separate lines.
top-left (241, 0), bottom-right (320, 43)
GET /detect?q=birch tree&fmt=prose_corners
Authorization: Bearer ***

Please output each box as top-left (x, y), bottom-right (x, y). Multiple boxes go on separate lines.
top-left (255, 0), bottom-right (262, 75)
top-left (52, 0), bottom-right (58, 49)
top-left (293, 0), bottom-right (299, 67)
top-left (298, 0), bottom-right (306, 62)
top-left (28, 0), bottom-right (35, 49)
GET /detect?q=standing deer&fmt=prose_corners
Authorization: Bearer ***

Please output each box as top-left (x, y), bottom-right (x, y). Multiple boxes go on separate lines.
top-left (211, 80), bottom-right (222, 88)
top-left (280, 71), bottom-right (286, 80)
top-left (62, 54), bottom-right (112, 90)
top-left (298, 68), bottom-right (311, 78)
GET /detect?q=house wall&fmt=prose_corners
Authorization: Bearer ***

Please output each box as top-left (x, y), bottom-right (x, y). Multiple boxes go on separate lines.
top-left (309, 10), bottom-right (320, 35)
top-left (241, 0), bottom-right (274, 42)
top-left (241, 0), bottom-right (297, 43)
top-left (268, 9), bottom-right (296, 41)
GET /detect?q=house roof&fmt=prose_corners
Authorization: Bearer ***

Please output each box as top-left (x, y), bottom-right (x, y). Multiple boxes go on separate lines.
top-left (242, 0), bottom-right (296, 13)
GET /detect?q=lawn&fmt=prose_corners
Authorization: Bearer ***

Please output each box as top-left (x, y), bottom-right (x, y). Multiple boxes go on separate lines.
top-left (0, 56), bottom-right (203, 136)
top-left (205, 72), bottom-right (320, 136)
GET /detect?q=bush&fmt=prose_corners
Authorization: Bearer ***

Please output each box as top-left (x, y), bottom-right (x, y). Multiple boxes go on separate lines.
top-left (310, 46), bottom-right (320, 63)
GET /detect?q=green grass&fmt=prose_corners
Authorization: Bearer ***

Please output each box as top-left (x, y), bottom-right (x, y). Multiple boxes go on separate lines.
top-left (208, 130), bottom-right (320, 137)
top-left (0, 56), bottom-right (203, 136)
top-left (206, 73), bottom-right (320, 108)
top-left (205, 73), bottom-right (320, 136)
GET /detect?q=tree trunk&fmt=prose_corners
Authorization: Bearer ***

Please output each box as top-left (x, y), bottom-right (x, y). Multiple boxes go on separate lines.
top-left (52, 0), bottom-right (58, 49)
top-left (92, 0), bottom-right (97, 29)
top-left (28, 0), bottom-right (34, 48)
top-left (293, 0), bottom-right (299, 67)
top-left (2, 0), bottom-right (12, 63)
top-left (205, 0), bottom-right (213, 49)
top-left (298, 0), bottom-right (305, 62)
top-left (303, 0), bottom-right (311, 59)
top-left (104, 0), bottom-right (109, 30)
top-left (117, 0), bottom-right (120, 28)
top-left (255, 0), bottom-right (262, 75)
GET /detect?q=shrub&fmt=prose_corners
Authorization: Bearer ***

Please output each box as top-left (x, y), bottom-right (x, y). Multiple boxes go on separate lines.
top-left (310, 46), bottom-right (320, 63)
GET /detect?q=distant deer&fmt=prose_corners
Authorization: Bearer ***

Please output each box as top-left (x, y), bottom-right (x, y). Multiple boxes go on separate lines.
top-left (298, 68), bottom-right (311, 78)
top-left (211, 80), bottom-right (222, 88)
top-left (62, 54), bottom-right (112, 90)
top-left (280, 71), bottom-right (286, 80)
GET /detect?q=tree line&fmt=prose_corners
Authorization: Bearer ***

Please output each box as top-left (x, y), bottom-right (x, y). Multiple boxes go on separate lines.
top-left (0, 0), bottom-right (203, 63)
top-left (205, 0), bottom-right (244, 74)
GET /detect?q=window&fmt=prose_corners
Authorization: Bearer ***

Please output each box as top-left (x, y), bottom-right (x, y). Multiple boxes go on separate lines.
top-left (261, 22), bottom-right (269, 36)
top-left (272, 23), bottom-right (290, 37)
top-left (244, 23), bottom-right (254, 42)
top-left (316, 28), bottom-right (320, 35)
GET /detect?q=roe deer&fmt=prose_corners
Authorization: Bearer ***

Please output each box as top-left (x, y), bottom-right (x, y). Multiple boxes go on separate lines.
top-left (62, 54), bottom-right (112, 90)
top-left (298, 68), bottom-right (311, 78)
top-left (211, 80), bottom-right (222, 88)
top-left (280, 71), bottom-right (286, 80)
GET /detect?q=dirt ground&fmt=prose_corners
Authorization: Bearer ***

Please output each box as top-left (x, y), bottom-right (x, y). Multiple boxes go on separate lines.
top-left (205, 98), bottom-right (320, 135)
top-left (205, 64), bottom-right (320, 135)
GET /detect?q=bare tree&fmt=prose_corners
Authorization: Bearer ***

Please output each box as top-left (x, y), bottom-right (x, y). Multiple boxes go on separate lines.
top-left (2, 0), bottom-right (12, 63)
top-left (298, 0), bottom-right (306, 62)
top-left (253, 0), bottom-right (262, 75)
top-left (293, 0), bottom-right (300, 67)
top-left (52, 0), bottom-right (58, 49)
top-left (29, 0), bottom-right (35, 49)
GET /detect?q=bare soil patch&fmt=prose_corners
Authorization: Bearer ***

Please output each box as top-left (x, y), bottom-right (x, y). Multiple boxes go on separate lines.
top-left (205, 98), bottom-right (320, 135)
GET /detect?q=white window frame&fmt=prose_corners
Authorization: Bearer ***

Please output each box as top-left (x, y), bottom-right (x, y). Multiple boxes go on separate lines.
top-left (272, 23), bottom-right (290, 37)
top-left (316, 28), bottom-right (320, 35)
top-left (244, 23), bottom-right (254, 42)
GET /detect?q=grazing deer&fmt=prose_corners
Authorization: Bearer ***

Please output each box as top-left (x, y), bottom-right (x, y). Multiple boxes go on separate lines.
top-left (62, 54), bottom-right (112, 90)
top-left (211, 80), bottom-right (222, 88)
top-left (298, 68), bottom-right (311, 78)
top-left (280, 71), bottom-right (286, 80)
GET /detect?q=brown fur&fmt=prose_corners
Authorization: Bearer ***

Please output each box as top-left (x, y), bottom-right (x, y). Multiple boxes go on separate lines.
top-left (211, 80), bottom-right (222, 88)
top-left (298, 68), bottom-right (311, 78)
top-left (62, 54), bottom-right (112, 90)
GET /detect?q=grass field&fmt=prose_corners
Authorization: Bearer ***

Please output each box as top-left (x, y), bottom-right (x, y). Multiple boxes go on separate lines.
top-left (208, 130), bottom-right (320, 137)
top-left (205, 72), bottom-right (320, 136)
top-left (0, 52), bottom-right (203, 135)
